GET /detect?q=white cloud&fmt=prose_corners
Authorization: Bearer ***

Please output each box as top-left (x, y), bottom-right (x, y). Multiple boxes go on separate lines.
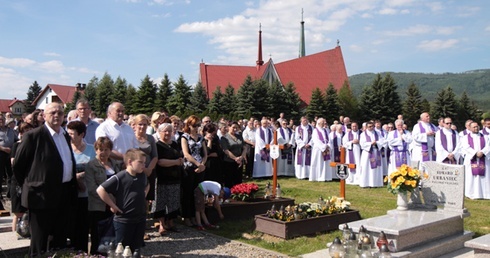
top-left (485, 26), bottom-right (490, 32)
top-left (417, 39), bottom-right (459, 51)
top-left (379, 8), bottom-right (397, 15)
top-left (457, 6), bottom-right (480, 17)
top-left (0, 56), bottom-right (36, 68)
top-left (349, 44), bottom-right (363, 53)
top-left (426, 2), bottom-right (443, 12)
top-left (36, 60), bottom-right (65, 73)
top-left (384, 25), bottom-right (459, 37)
top-left (43, 52), bottom-right (61, 57)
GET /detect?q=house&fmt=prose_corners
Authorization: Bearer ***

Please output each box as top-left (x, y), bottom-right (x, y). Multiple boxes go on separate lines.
top-left (0, 98), bottom-right (27, 117)
top-left (199, 18), bottom-right (349, 105)
top-left (32, 84), bottom-right (84, 110)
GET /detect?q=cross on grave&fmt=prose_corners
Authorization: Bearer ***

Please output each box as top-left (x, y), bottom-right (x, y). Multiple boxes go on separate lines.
top-left (330, 147), bottom-right (356, 199)
top-left (266, 130), bottom-right (285, 198)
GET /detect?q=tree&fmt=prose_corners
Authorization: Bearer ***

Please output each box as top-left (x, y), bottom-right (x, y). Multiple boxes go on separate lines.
top-left (421, 99), bottom-right (431, 117)
top-left (283, 82), bottom-right (302, 121)
top-left (380, 73), bottom-right (401, 122)
top-left (432, 86), bottom-right (458, 122)
top-left (236, 75), bottom-right (256, 119)
top-left (251, 79), bottom-right (269, 119)
top-left (457, 91), bottom-right (482, 126)
top-left (112, 76), bottom-right (128, 104)
top-left (306, 87), bottom-right (326, 120)
top-left (166, 75), bottom-right (192, 115)
top-left (266, 81), bottom-right (288, 119)
top-left (25, 81), bottom-right (42, 113)
top-left (156, 74), bottom-right (172, 112)
top-left (221, 84), bottom-right (237, 115)
top-left (133, 75), bottom-right (157, 115)
top-left (359, 74), bottom-right (383, 122)
top-left (189, 81), bottom-right (208, 113)
top-left (208, 86), bottom-right (224, 114)
top-left (84, 76), bottom-right (98, 113)
top-left (65, 90), bottom-right (83, 112)
top-left (94, 73), bottom-right (114, 117)
top-left (337, 81), bottom-right (359, 121)
top-left (125, 84), bottom-right (137, 115)
top-left (402, 82), bottom-right (424, 128)
top-left (324, 83), bottom-right (339, 123)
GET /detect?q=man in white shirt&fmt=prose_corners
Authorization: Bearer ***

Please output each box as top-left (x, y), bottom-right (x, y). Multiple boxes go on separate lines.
top-left (95, 102), bottom-right (138, 160)
top-left (242, 119), bottom-right (256, 178)
top-left (435, 117), bottom-right (461, 164)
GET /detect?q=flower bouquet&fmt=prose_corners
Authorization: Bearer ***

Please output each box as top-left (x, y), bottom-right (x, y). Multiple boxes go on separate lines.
top-left (385, 164), bottom-right (427, 194)
top-left (230, 183), bottom-right (259, 201)
top-left (266, 196), bottom-right (350, 222)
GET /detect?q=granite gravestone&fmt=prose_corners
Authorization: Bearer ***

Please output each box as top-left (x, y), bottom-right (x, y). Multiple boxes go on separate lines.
top-left (412, 161), bottom-right (466, 213)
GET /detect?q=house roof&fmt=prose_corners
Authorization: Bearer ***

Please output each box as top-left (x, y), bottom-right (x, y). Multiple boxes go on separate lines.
top-left (0, 98), bottom-right (24, 113)
top-left (199, 46), bottom-right (348, 104)
top-left (33, 84), bottom-right (78, 106)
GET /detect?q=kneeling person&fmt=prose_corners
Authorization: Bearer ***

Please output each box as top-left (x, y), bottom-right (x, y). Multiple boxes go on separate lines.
top-left (194, 181), bottom-right (229, 230)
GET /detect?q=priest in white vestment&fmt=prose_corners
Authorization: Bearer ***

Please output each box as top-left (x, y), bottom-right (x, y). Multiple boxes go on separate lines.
top-left (387, 119), bottom-right (413, 176)
top-left (310, 118), bottom-right (333, 181)
top-left (277, 120), bottom-right (295, 176)
top-left (411, 112), bottom-right (438, 169)
top-left (359, 121), bottom-right (386, 187)
top-left (294, 117), bottom-right (313, 179)
top-left (342, 122), bottom-right (361, 185)
top-left (461, 121), bottom-right (490, 199)
top-left (253, 119), bottom-right (273, 178)
top-left (435, 117), bottom-right (461, 164)
top-left (329, 124), bottom-right (344, 180)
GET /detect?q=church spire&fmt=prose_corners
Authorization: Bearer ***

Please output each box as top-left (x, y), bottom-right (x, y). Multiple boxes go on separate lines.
top-left (299, 8), bottom-right (306, 58)
top-left (256, 23), bottom-right (264, 67)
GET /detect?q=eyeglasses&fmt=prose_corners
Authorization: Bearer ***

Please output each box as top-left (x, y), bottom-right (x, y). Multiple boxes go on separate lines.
top-left (445, 122), bottom-right (452, 125)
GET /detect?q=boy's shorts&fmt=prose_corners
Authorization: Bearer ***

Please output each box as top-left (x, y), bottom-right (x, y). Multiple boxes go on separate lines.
top-left (194, 187), bottom-right (205, 212)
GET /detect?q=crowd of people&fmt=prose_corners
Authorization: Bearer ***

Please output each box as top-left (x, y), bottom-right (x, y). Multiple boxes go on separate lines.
top-left (1, 100), bottom-right (489, 256)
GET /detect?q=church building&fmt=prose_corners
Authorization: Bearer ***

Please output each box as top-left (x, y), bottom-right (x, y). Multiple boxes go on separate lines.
top-left (198, 15), bottom-right (349, 105)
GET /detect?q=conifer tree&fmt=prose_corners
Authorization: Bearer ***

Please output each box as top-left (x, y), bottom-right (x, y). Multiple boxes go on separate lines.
top-left (156, 74), bottom-right (172, 112)
top-left (133, 75), bottom-right (157, 115)
top-left (251, 79), bottom-right (269, 119)
top-left (283, 82), bottom-right (302, 121)
top-left (266, 81), bottom-right (288, 119)
top-left (221, 84), bottom-right (237, 115)
top-left (337, 81), bottom-right (359, 121)
top-left (125, 84), bottom-right (137, 115)
top-left (236, 75), bottom-right (256, 119)
top-left (208, 86), bottom-right (223, 114)
top-left (84, 76), bottom-right (98, 111)
top-left (306, 87), bottom-right (326, 120)
top-left (401, 82), bottom-right (423, 127)
top-left (112, 76), bottom-right (128, 104)
top-left (94, 73), bottom-right (114, 117)
top-left (359, 73), bottom-right (383, 122)
top-left (166, 75), bottom-right (192, 115)
top-left (432, 86), bottom-right (458, 121)
top-left (189, 81), bottom-right (208, 113)
top-left (421, 99), bottom-right (432, 117)
top-left (380, 73), bottom-right (401, 122)
top-left (65, 90), bottom-right (83, 112)
top-left (324, 83), bottom-right (339, 123)
top-left (457, 91), bottom-right (482, 125)
top-left (25, 81), bottom-right (43, 113)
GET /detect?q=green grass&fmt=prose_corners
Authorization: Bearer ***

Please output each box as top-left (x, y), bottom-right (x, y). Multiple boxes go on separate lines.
top-left (211, 177), bottom-right (490, 257)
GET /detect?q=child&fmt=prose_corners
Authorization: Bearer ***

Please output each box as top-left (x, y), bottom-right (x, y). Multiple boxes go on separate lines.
top-left (193, 180), bottom-right (230, 230)
top-left (97, 149), bottom-right (149, 252)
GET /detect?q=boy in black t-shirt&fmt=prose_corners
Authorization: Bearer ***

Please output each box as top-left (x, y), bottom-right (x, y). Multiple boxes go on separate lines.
top-left (97, 149), bottom-right (148, 252)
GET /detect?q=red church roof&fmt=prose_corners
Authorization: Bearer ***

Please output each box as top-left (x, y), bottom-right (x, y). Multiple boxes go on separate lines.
top-left (199, 46), bottom-right (348, 104)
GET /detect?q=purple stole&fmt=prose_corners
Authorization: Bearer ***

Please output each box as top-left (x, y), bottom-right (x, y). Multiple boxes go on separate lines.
top-left (316, 128), bottom-right (331, 161)
top-left (297, 125), bottom-right (313, 165)
top-left (365, 131), bottom-right (381, 169)
top-left (333, 132), bottom-right (344, 162)
top-left (393, 130), bottom-right (408, 168)
top-left (259, 127), bottom-right (272, 162)
top-left (418, 122), bottom-right (437, 161)
top-left (482, 128), bottom-right (490, 135)
top-left (347, 131), bottom-right (359, 172)
top-left (279, 127), bottom-right (293, 164)
top-left (440, 129), bottom-right (457, 164)
top-left (468, 133), bottom-right (486, 176)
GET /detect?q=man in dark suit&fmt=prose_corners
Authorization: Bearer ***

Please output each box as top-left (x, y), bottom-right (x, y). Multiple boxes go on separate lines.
top-left (13, 102), bottom-right (77, 256)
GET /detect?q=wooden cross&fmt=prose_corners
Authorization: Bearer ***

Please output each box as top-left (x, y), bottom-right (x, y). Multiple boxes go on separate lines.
top-left (330, 147), bottom-right (356, 199)
top-left (266, 130), bottom-right (285, 197)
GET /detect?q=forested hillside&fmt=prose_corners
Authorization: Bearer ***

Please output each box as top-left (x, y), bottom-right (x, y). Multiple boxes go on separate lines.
top-left (348, 69), bottom-right (490, 111)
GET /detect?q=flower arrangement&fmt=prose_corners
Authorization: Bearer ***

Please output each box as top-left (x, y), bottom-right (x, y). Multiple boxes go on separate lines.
top-left (385, 164), bottom-right (427, 194)
top-left (266, 196), bottom-right (350, 222)
top-left (230, 183), bottom-right (259, 201)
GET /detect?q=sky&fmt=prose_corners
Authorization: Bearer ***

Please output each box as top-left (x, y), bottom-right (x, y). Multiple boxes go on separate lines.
top-left (0, 0), bottom-right (489, 100)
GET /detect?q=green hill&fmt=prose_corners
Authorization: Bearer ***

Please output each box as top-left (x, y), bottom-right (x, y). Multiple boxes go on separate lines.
top-left (348, 69), bottom-right (490, 111)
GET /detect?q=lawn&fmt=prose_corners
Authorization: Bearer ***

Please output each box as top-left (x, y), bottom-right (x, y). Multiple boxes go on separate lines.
top-left (211, 177), bottom-right (490, 257)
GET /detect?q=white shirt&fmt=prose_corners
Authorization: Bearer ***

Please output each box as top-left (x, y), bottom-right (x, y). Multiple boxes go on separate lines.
top-left (45, 124), bottom-right (73, 183)
top-left (242, 126), bottom-right (256, 144)
top-left (95, 118), bottom-right (138, 154)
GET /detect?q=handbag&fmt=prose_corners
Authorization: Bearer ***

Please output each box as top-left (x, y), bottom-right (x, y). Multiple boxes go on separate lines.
top-left (16, 213), bottom-right (30, 238)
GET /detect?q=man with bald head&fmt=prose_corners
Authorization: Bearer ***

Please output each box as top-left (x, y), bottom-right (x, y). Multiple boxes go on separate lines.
top-left (14, 102), bottom-right (77, 256)
top-left (95, 102), bottom-right (138, 161)
top-left (411, 112), bottom-right (439, 168)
